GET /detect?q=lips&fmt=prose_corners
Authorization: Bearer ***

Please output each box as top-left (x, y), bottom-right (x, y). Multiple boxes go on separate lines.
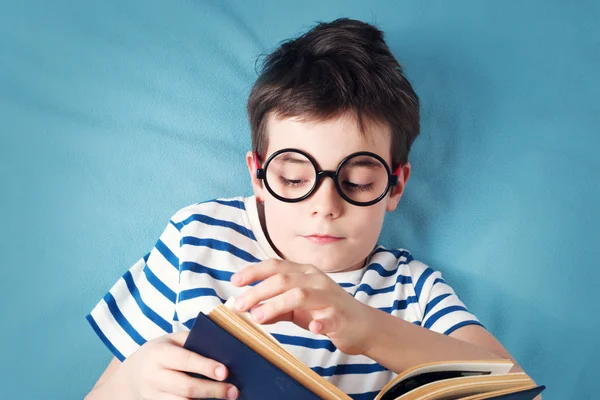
top-left (302, 234), bottom-right (344, 244)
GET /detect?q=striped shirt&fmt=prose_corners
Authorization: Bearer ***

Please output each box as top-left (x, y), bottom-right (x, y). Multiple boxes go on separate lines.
top-left (87, 196), bottom-right (482, 399)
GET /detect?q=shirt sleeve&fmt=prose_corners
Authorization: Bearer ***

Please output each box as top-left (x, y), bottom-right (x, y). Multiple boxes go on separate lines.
top-left (86, 217), bottom-right (181, 361)
top-left (409, 260), bottom-right (484, 335)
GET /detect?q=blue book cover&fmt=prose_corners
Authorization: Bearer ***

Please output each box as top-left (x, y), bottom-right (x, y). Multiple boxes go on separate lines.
top-left (486, 386), bottom-right (546, 399)
top-left (183, 312), bottom-right (323, 400)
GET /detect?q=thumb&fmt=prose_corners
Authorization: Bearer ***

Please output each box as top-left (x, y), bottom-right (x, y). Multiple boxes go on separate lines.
top-left (165, 330), bottom-right (190, 346)
top-left (308, 318), bottom-right (335, 335)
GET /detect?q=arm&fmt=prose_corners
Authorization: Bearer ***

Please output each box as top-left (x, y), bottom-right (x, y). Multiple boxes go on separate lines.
top-left (362, 307), bottom-right (502, 372)
top-left (85, 357), bottom-right (121, 399)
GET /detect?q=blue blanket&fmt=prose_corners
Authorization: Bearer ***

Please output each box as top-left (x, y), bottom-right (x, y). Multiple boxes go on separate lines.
top-left (1, 1), bottom-right (597, 399)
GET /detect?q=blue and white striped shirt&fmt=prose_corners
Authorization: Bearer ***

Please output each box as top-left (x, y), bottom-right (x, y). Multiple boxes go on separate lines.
top-left (87, 196), bottom-right (482, 399)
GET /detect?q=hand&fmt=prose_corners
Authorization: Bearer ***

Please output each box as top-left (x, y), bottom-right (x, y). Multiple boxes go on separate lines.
top-left (231, 259), bottom-right (373, 355)
top-left (105, 331), bottom-right (238, 400)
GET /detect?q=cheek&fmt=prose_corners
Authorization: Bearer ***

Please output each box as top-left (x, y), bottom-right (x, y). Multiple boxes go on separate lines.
top-left (264, 200), bottom-right (297, 234)
top-left (350, 206), bottom-right (386, 237)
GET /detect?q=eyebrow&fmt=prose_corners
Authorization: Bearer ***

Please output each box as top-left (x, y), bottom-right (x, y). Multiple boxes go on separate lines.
top-left (277, 155), bottom-right (311, 165)
top-left (346, 159), bottom-right (383, 169)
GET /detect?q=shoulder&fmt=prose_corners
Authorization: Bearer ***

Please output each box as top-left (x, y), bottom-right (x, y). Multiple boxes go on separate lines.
top-left (165, 196), bottom-right (259, 248)
top-left (369, 245), bottom-right (430, 272)
top-left (369, 245), bottom-right (439, 283)
top-left (168, 196), bottom-right (248, 230)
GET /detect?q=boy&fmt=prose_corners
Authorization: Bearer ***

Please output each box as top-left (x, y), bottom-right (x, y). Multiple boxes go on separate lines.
top-left (85, 18), bottom-right (532, 400)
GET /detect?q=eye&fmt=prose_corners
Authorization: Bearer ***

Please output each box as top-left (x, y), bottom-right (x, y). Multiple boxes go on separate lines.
top-left (343, 181), bottom-right (374, 192)
top-left (278, 176), bottom-right (307, 187)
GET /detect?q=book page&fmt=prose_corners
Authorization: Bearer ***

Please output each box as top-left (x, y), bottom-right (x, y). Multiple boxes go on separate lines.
top-left (397, 374), bottom-right (532, 400)
top-left (375, 359), bottom-right (516, 400)
top-left (222, 297), bottom-right (293, 356)
top-left (209, 299), bottom-right (352, 399)
top-left (457, 383), bottom-right (540, 400)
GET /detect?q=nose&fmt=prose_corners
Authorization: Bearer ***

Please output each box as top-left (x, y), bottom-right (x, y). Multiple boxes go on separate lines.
top-left (310, 175), bottom-right (344, 219)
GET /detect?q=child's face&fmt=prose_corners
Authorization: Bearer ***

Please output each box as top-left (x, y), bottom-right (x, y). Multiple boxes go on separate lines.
top-left (246, 111), bottom-right (410, 273)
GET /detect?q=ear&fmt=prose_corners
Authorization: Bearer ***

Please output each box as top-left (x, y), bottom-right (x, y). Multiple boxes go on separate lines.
top-left (246, 151), bottom-right (266, 202)
top-left (386, 161), bottom-right (411, 212)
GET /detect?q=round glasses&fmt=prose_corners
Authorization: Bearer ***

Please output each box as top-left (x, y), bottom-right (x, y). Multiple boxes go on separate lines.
top-left (255, 148), bottom-right (401, 207)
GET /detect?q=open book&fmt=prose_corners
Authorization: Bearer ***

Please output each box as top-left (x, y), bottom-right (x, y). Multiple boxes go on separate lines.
top-left (182, 297), bottom-right (545, 400)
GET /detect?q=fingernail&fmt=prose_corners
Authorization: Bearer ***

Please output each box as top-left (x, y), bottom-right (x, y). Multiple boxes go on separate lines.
top-left (227, 386), bottom-right (238, 400)
top-left (251, 308), bottom-right (263, 322)
top-left (235, 298), bottom-right (245, 311)
top-left (313, 320), bottom-right (323, 333)
top-left (231, 274), bottom-right (241, 285)
top-left (215, 365), bottom-right (226, 380)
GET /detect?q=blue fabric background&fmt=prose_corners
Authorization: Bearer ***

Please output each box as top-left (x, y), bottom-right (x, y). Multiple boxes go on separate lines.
top-left (1, 1), bottom-right (598, 399)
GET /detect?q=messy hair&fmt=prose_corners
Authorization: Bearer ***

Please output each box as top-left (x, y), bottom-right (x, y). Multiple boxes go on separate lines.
top-left (247, 17), bottom-right (420, 167)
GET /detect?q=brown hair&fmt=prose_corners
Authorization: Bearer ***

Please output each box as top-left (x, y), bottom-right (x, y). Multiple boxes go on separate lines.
top-left (247, 18), bottom-right (420, 167)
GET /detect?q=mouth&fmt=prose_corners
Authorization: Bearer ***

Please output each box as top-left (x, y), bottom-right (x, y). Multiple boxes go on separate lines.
top-left (302, 234), bottom-right (345, 244)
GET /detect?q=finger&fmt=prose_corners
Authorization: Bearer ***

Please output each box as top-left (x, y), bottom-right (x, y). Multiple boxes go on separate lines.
top-left (231, 259), bottom-right (281, 287)
top-left (251, 287), bottom-right (328, 324)
top-left (307, 303), bottom-right (345, 335)
top-left (158, 343), bottom-right (229, 382)
top-left (231, 259), bottom-right (307, 287)
top-left (157, 369), bottom-right (238, 400)
top-left (259, 310), bottom-right (294, 325)
top-left (261, 309), bottom-right (314, 332)
top-left (235, 271), bottom-right (307, 312)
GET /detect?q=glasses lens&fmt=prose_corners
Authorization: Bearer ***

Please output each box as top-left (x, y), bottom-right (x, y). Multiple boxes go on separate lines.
top-left (338, 155), bottom-right (390, 204)
top-left (265, 151), bottom-right (316, 200)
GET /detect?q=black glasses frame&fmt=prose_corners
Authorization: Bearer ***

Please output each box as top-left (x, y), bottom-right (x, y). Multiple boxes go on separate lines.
top-left (255, 148), bottom-right (400, 207)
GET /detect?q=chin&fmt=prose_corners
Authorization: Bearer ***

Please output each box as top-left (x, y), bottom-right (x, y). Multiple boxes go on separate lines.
top-left (281, 238), bottom-right (363, 272)
top-left (297, 253), bottom-right (352, 273)
top-left (313, 261), bottom-right (344, 273)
